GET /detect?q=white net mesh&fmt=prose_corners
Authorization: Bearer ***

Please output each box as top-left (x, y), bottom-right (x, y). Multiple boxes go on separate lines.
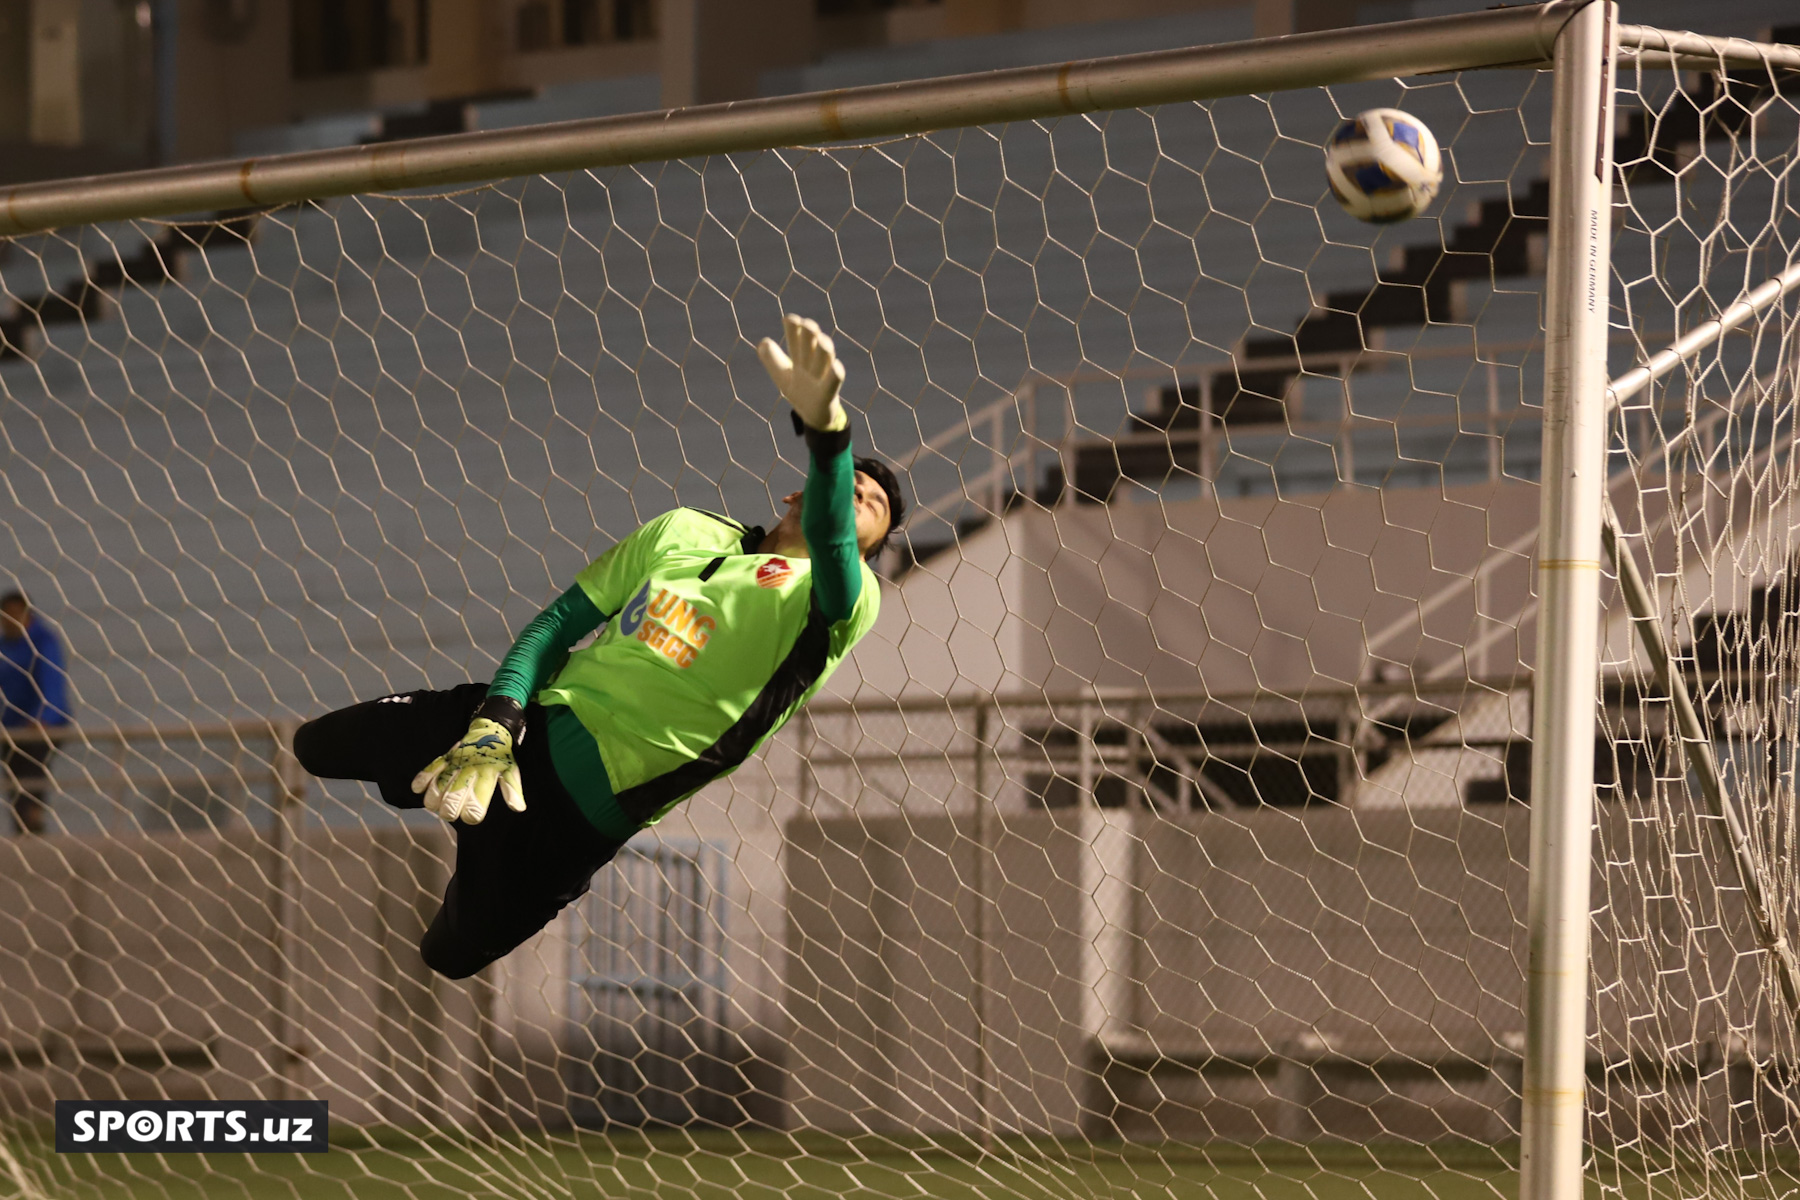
top-left (0, 21), bottom-right (1794, 1198)
top-left (1596, 42), bottom-right (1800, 1189)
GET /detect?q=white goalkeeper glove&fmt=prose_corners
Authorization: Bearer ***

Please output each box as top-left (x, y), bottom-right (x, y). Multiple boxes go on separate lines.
top-left (758, 313), bottom-right (847, 432)
top-left (411, 714), bottom-right (525, 825)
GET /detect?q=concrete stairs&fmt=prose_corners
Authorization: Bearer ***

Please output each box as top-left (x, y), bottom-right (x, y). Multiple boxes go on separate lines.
top-left (900, 65), bottom-right (1795, 572)
top-left (0, 211), bottom-right (263, 361)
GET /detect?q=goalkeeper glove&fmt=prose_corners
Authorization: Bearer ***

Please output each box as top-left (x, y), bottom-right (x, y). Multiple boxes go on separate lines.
top-left (758, 313), bottom-right (847, 432)
top-left (411, 699), bottom-right (526, 825)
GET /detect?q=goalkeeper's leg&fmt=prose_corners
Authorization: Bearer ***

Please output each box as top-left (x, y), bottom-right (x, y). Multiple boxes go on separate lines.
top-left (4, 737), bottom-right (55, 834)
top-left (292, 682), bottom-right (492, 808)
top-left (294, 685), bottom-right (625, 978)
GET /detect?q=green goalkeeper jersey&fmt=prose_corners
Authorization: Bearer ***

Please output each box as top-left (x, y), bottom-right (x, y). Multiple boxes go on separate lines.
top-left (485, 431), bottom-right (880, 837)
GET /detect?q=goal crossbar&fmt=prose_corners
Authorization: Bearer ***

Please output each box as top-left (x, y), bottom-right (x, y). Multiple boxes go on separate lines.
top-left (0, 3), bottom-right (1585, 237)
top-left (1620, 24), bottom-right (1800, 72)
top-left (0, 15), bottom-right (1778, 241)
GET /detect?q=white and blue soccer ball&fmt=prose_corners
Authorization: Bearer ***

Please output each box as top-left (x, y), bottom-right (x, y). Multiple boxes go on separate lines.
top-left (1324, 108), bottom-right (1443, 224)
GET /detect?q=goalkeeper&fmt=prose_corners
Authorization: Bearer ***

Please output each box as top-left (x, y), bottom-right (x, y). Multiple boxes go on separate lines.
top-left (294, 315), bottom-right (902, 979)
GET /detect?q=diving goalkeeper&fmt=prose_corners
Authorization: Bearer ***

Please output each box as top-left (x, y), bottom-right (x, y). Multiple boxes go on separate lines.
top-left (294, 315), bottom-right (903, 979)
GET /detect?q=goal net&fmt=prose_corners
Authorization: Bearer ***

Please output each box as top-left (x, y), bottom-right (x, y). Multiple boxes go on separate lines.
top-left (0, 9), bottom-right (1794, 1199)
top-left (1597, 31), bottom-right (1800, 1184)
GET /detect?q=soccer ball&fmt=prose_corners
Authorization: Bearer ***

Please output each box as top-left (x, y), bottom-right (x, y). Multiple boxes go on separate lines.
top-left (1323, 108), bottom-right (1443, 224)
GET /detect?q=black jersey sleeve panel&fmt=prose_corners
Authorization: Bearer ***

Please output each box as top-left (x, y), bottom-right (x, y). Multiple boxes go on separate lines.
top-left (693, 509), bottom-right (747, 535)
top-left (487, 584), bottom-right (607, 708)
top-left (610, 592), bottom-right (834, 826)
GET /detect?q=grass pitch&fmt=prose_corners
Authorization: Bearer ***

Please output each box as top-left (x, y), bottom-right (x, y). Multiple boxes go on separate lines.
top-left (30, 1130), bottom-right (1800, 1199)
top-left (28, 1131), bottom-right (1535, 1199)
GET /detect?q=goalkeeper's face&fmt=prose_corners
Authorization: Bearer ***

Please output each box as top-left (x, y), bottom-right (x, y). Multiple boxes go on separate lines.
top-left (778, 471), bottom-right (893, 557)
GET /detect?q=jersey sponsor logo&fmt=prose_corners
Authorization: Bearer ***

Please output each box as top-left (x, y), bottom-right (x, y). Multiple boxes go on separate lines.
top-left (634, 587), bottom-right (716, 669)
top-left (756, 558), bottom-right (793, 589)
top-left (619, 582), bottom-right (652, 635)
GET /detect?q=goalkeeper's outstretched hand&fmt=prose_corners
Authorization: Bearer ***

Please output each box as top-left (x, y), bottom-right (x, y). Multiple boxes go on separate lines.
top-left (758, 313), bottom-right (847, 432)
top-left (411, 717), bottom-right (525, 825)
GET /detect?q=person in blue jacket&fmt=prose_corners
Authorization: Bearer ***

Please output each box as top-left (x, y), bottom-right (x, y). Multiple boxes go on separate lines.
top-left (0, 590), bottom-right (72, 834)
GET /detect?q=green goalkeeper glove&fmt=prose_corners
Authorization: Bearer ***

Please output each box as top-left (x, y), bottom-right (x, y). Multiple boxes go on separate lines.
top-left (758, 313), bottom-right (847, 432)
top-left (411, 709), bottom-right (525, 825)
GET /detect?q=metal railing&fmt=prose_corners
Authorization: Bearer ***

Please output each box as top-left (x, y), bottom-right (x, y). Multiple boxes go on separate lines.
top-left (797, 677), bottom-right (1534, 814)
top-left (898, 319), bottom-right (1708, 558)
top-left (22, 717), bottom-right (298, 836)
top-left (898, 364), bottom-right (1554, 556)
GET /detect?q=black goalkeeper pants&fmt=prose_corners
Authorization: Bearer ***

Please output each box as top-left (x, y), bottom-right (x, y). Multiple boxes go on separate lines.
top-left (293, 682), bottom-right (625, 980)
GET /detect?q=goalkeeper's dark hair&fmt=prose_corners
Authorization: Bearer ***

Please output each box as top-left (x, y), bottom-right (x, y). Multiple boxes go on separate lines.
top-left (854, 455), bottom-right (905, 561)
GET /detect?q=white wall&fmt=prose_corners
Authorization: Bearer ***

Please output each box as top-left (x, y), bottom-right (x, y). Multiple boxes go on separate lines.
top-left (841, 479), bottom-right (1544, 706)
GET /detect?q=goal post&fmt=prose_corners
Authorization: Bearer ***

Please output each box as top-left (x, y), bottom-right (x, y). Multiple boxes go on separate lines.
top-left (1524, 6), bottom-right (1615, 1200)
top-left (0, 6), bottom-right (1798, 1200)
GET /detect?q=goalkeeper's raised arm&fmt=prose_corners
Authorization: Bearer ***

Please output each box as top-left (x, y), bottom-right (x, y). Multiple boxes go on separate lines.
top-left (292, 314), bottom-right (905, 979)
